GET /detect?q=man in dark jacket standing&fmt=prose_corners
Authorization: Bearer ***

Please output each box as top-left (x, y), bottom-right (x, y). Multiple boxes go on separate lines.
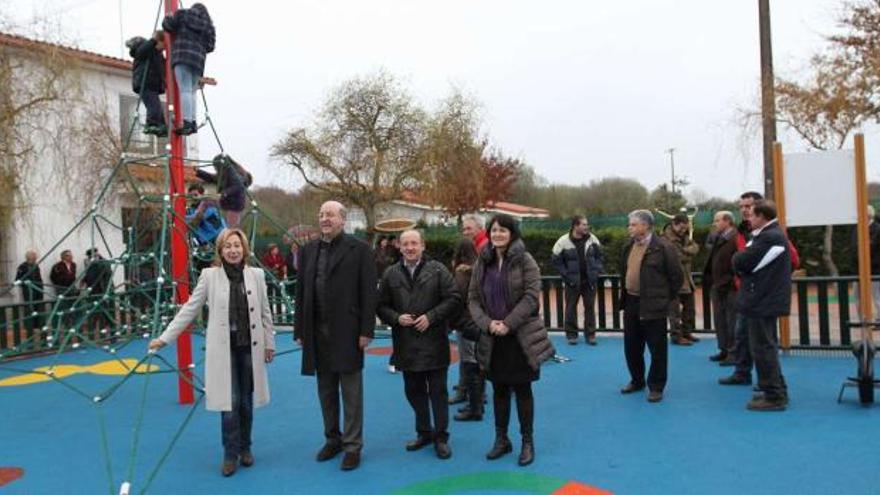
top-left (733, 201), bottom-right (791, 411)
top-left (619, 210), bottom-right (683, 403)
top-left (703, 211), bottom-right (739, 364)
top-left (663, 215), bottom-right (700, 345)
top-left (377, 230), bottom-right (460, 459)
top-left (50, 249), bottom-right (78, 327)
top-left (16, 250), bottom-right (44, 331)
top-left (295, 201), bottom-right (376, 471)
top-left (551, 215), bottom-right (603, 346)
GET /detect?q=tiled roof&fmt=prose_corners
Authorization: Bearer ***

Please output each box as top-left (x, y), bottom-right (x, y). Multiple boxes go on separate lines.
top-left (0, 32), bottom-right (130, 72)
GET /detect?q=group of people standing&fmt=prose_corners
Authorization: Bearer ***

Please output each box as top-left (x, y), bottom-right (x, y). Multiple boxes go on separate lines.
top-left (148, 192), bottom-right (799, 478)
top-left (151, 201), bottom-right (556, 476)
top-left (615, 192), bottom-right (796, 410)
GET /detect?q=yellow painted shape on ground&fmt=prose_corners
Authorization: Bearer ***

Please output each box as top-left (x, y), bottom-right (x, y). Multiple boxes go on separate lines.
top-left (0, 359), bottom-right (159, 387)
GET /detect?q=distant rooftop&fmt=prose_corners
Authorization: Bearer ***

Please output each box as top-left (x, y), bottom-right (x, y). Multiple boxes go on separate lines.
top-left (0, 31), bottom-right (130, 72)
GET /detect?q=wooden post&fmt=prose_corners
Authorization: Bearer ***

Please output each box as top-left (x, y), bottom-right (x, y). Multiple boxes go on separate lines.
top-left (854, 134), bottom-right (874, 343)
top-left (772, 142), bottom-right (791, 348)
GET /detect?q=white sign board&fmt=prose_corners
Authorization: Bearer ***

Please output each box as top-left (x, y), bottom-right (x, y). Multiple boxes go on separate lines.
top-left (783, 150), bottom-right (857, 227)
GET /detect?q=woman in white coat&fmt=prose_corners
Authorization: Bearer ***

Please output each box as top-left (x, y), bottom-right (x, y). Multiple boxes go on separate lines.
top-left (149, 228), bottom-right (276, 477)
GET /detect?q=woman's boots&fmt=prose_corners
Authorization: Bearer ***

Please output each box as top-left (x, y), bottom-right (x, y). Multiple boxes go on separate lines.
top-left (485, 428), bottom-right (513, 460)
top-left (518, 433), bottom-right (534, 466)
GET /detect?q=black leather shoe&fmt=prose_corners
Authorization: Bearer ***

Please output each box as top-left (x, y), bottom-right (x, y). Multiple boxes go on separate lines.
top-left (240, 451), bottom-right (254, 467)
top-left (518, 437), bottom-right (534, 466)
top-left (647, 390), bottom-right (663, 403)
top-left (340, 451), bottom-right (360, 471)
top-left (709, 351), bottom-right (727, 362)
top-left (486, 435), bottom-right (513, 460)
top-left (316, 443), bottom-right (343, 462)
top-left (405, 435), bottom-right (433, 451)
top-left (587, 334), bottom-right (597, 346)
top-left (685, 333), bottom-right (700, 343)
top-left (620, 382), bottom-right (646, 394)
top-left (718, 374), bottom-right (752, 386)
top-left (434, 441), bottom-right (452, 459)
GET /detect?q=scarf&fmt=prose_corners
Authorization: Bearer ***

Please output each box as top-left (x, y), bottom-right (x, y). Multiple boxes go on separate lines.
top-left (222, 261), bottom-right (251, 348)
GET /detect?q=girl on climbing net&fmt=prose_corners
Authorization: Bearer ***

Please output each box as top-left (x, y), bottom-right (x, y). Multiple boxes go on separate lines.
top-left (196, 154), bottom-right (253, 228)
top-left (162, 2), bottom-right (215, 136)
top-left (149, 228), bottom-right (275, 477)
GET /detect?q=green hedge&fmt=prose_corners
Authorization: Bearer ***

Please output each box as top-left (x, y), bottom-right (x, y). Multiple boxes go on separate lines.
top-left (253, 224), bottom-right (864, 277)
top-left (423, 226), bottom-right (713, 275)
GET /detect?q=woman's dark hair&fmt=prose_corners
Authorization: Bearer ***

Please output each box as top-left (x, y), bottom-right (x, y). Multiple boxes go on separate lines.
top-left (453, 238), bottom-right (478, 268)
top-left (487, 213), bottom-right (521, 246)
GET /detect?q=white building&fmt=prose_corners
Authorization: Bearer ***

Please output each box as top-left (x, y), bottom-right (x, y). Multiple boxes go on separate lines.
top-left (0, 33), bottom-right (199, 302)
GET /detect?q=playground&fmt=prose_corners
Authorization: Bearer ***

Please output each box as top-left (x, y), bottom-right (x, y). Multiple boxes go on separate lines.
top-left (2, 334), bottom-right (878, 494)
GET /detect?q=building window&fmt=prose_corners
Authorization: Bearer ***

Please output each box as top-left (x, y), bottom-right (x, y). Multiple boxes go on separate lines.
top-left (118, 94), bottom-right (168, 155)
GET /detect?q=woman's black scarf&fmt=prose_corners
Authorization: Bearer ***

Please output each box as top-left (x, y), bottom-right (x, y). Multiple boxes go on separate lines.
top-left (222, 261), bottom-right (251, 348)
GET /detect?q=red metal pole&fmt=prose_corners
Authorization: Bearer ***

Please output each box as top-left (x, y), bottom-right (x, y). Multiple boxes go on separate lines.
top-left (164, 0), bottom-right (194, 405)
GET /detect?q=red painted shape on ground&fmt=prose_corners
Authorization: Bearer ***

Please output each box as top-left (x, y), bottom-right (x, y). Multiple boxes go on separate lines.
top-left (553, 481), bottom-right (614, 495)
top-left (0, 467), bottom-right (24, 487)
top-left (365, 345), bottom-right (460, 363)
top-left (366, 346), bottom-right (393, 356)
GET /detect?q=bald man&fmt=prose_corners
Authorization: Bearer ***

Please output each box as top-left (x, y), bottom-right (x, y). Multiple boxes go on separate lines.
top-left (294, 201), bottom-right (377, 471)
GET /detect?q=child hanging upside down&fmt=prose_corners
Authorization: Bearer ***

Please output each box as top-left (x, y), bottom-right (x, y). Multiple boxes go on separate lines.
top-left (196, 154), bottom-right (253, 228)
top-left (126, 31), bottom-right (167, 137)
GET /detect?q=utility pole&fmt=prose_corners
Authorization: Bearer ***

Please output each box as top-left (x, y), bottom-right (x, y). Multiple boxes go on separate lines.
top-left (667, 148), bottom-right (677, 194)
top-left (759, 0), bottom-right (777, 200)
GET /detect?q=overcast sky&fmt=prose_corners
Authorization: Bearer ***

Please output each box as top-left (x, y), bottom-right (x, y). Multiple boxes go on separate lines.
top-left (6, 0), bottom-right (879, 202)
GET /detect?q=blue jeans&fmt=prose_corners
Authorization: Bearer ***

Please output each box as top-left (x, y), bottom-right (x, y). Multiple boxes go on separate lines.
top-left (222, 347), bottom-right (253, 461)
top-left (173, 64), bottom-right (198, 122)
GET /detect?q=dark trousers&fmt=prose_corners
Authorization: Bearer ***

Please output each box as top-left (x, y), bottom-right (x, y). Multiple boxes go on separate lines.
top-left (461, 361), bottom-right (485, 414)
top-left (733, 312), bottom-right (754, 377)
top-left (222, 347), bottom-right (253, 461)
top-left (669, 292), bottom-right (696, 337)
top-left (317, 369), bottom-right (364, 453)
top-left (564, 284), bottom-right (597, 340)
top-left (402, 368), bottom-right (449, 441)
top-left (493, 382), bottom-right (534, 436)
top-left (141, 89), bottom-right (166, 126)
top-left (711, 288), bottom-right (737, 353)
top-left (746, 317), bottom-right (788, 400)
top-left (624, 295), bottom-right (668, 392)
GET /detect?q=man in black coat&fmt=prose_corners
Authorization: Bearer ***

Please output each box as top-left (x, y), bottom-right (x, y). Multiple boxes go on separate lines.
top-left (294, 201), bottom-right (377, 471)
top-left (16, 250), bottom-right (44, 330)
top-left (619, 210), bottom-right (683, 403)
top-left (703, 211), bottom-right (739, 364)
top-left (733, 201), bottom-right (791, 411)
top-left (377, 230), bottom-right (460, 460)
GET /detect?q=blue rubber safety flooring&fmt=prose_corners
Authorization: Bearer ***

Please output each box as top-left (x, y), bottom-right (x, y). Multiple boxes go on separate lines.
top-left (2, 334), bottom-right (878, 495)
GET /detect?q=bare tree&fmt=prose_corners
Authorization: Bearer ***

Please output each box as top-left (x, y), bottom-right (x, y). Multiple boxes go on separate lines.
top-left (271, 71), bottom-right (427, 235)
